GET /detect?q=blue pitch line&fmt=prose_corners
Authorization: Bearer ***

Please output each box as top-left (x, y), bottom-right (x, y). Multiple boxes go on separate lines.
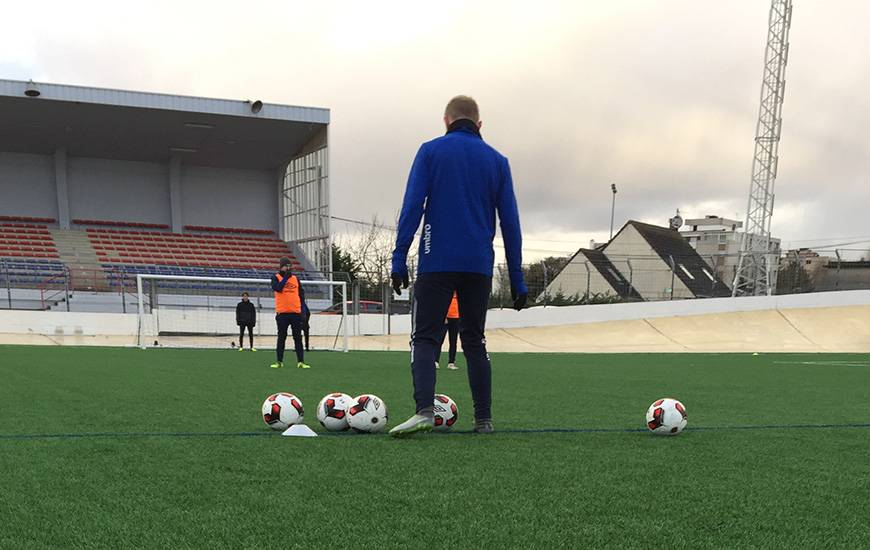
top-left (2, 423), bottom-right (870, 441)
top-left (0, 431), bottom-right (273, 441)
top-left (410, 423), bottom-right (870, 435)
top-left (478, 423), bottom-right (870, 434)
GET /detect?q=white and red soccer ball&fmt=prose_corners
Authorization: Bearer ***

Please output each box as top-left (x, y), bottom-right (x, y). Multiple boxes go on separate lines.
top-left (346, 394), bottom-right (388, 433)
top-left (262, 392), bottom-right (304, 430)
top-left (433, 394), bottom-right (459, 431)
top-left (645, 398), bottom-right (687, 435)
top-left (316, 392), bottom-right (353, 432)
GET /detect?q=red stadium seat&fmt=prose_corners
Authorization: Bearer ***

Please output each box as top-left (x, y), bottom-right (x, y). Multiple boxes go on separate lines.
top-left (0, 216), bottom-right (55, 224)
top-left (82, 225), bottom-right (302, 279)
top-left (74, 218), bottom-right (170, 230)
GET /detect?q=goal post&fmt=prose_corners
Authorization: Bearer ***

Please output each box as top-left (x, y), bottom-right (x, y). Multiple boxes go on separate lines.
top-left (136, 274), bottom-right (348, 352)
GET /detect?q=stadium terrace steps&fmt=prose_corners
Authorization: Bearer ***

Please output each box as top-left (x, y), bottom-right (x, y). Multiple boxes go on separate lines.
top-left (49, 229), bottom-right (110, 291)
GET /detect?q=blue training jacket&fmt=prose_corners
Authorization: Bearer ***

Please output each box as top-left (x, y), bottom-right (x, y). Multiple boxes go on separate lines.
top-left (392, 122), bottom-right (527, 293)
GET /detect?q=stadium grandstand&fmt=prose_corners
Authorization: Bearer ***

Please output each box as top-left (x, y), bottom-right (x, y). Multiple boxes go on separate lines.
top-left (0, 78), bottom-right (331, 315)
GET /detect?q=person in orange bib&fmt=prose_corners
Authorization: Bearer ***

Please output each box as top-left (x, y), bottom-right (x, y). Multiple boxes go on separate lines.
top-left (269, 257), bottom-right (310, 369)
top-left (437, 292), bottom-right (460, 370)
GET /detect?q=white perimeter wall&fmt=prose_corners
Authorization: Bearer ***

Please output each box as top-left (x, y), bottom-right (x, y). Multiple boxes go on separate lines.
top-left (0, 310), bottom-right (138, 336)
top-left (0, 152), bottom-right (57, 219)
top-left (484, 289), bottom-right (870, 330)
top-left (4, 290), bottom-right (870, 341)
top-left (383, 290), bottom-right (870, 334)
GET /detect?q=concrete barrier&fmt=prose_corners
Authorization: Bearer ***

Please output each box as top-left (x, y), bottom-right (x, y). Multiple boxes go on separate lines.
top-left (341, 305), bottom-right (870, 353)
top-left (2, 291), bottom-right (869, 352)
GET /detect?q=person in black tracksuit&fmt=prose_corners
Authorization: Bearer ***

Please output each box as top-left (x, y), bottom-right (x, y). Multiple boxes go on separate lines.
top-left (236, 292), bottom-right (256, 351)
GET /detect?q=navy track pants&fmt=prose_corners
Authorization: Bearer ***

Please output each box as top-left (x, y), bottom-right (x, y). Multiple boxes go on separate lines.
top-left (410, 272), bottom-right (492, 420)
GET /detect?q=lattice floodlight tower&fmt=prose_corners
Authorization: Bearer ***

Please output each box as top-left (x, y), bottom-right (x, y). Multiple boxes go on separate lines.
top-left (733, 0), bottom-right (793, 297)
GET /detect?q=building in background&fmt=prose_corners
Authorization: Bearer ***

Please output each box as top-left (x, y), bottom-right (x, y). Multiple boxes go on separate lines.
top-left (0, 78), bottom-right (331, 312)
top-left (790, 248), bottom-right (830, 280)
top-left (539, 248), bottom-right (640, 301)
top-left (0, 78), bottom-right (331, 274)
top-left (606, 221), bottom-right (731, 300)
top-left (679, 215), bottom-right (781, 287)
top-left (544, 220), bottom-right (731, 301)
top-left (779, 248), bottom-right (870, 292)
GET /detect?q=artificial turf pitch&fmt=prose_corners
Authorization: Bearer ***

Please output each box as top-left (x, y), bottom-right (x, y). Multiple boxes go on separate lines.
top-left (1, 346), bottom-right (869, 549)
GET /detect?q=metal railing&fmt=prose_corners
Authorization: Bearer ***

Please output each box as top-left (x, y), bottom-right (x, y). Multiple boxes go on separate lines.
top-left (0, 260), bottom-right (136, 312)
top-left (38, 270), bottom-right (70, 311)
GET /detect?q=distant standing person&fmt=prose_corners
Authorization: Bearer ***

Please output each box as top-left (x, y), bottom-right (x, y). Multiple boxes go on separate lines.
top-left (270, 257), bottom-right (311, 370)
top-left (236, 292), bottom-right (257, 351)
top-left (441, 292), bottom-right (459, 370)
top-left (389, 95), bottom-right (527, 437)
top-left (437, 291), bottom-right (460, 370)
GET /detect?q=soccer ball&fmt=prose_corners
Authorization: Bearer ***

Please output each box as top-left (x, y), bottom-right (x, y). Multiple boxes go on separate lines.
top-left (645, 398), bottom-right (687, 435)
top-left (262, 392), bottom-right (304, 430)
top-left (317, 392), bottom-right (353, 432)
top-left (433, 394), bottom-right (458, 431)
top-left (346, 394), bottom-right (388, 433)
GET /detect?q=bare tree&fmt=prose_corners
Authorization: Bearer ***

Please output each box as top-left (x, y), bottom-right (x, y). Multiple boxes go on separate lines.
top-left (339, 216), bottom-right (388, 278)
top-left (336, 213), bottom-right (419, 282)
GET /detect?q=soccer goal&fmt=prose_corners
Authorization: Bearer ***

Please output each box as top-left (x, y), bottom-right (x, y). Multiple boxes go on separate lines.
top-left (135, 274), bottom-right (348, 352)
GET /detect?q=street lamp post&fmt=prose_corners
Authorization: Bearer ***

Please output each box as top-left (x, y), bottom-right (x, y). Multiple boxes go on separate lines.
top-left (609, 183), bottom-right (618, 240)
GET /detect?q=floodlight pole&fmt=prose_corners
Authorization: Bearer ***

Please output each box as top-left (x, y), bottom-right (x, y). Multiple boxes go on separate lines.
top-left (733, 0), bottom-right (793, 297)
top-left (609, 183), bottom-right (618, 240)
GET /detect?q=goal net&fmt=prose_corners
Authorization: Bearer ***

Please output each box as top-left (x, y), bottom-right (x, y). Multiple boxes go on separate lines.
top-left (135, 274), bottom-right (348, 352)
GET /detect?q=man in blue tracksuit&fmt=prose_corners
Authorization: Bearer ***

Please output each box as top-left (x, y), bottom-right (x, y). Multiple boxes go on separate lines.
top-left (388, 95), bottom-right (527, 437)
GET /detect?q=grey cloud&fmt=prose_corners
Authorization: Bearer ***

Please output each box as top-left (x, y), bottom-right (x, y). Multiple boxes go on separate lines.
top-left (3, 0), bottom-right (869, 256)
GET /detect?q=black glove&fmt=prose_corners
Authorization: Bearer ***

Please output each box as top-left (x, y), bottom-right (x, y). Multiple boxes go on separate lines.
top-left (391, 272), bottom-right (409, 296)
top-left (511, 287), bottom-right (527, 311)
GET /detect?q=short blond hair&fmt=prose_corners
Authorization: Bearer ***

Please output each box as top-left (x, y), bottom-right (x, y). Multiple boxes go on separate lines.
top-left (445, 95), bottom-right (479, 123)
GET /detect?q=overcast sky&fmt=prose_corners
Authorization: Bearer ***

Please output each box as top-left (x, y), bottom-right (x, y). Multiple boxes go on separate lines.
top-left (2, 1), bottom-right (869, 261)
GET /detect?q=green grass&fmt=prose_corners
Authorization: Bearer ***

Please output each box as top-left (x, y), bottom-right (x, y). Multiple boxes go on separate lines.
top-left (1, 346), bottom-right (870, 549)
